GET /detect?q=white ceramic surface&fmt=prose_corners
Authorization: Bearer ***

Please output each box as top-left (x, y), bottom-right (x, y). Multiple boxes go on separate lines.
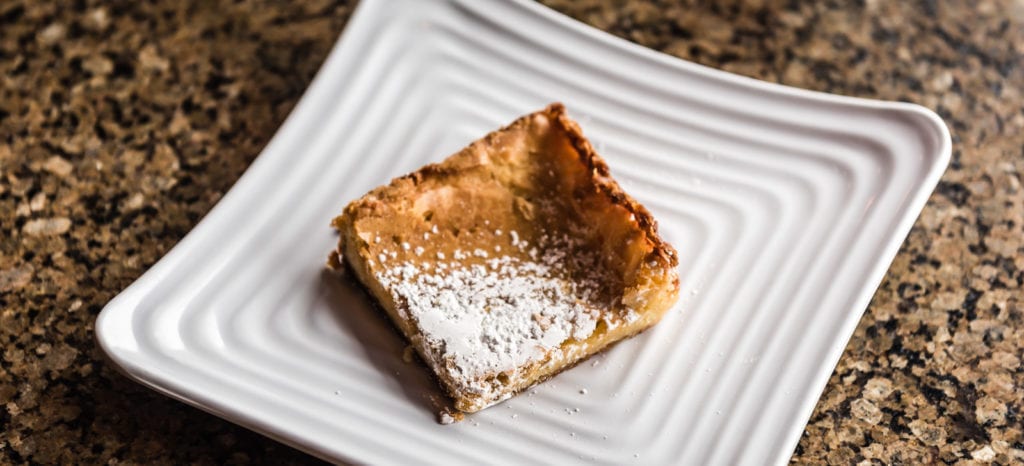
top-left (95, 0), bottom-right (951, 464)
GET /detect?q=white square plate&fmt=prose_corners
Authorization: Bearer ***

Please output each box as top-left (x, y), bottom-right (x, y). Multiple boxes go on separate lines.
top-left (96, 0), bottom-right (950, 464)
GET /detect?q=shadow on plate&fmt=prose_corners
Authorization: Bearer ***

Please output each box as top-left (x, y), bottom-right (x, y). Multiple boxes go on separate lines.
top-left (316, 267), bottom-right (453, 420)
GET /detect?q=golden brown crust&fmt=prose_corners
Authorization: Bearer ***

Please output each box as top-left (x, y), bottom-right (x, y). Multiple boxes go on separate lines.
top-left (333, 102), bottom-right (679, 269)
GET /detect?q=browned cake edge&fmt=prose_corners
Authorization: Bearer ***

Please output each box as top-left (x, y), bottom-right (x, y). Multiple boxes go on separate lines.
top-left (544, 102), bottom-right (679, 270)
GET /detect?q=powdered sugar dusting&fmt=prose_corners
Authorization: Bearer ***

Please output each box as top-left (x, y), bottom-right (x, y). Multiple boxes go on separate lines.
top-left (373, 240), bottom-right (613, 397)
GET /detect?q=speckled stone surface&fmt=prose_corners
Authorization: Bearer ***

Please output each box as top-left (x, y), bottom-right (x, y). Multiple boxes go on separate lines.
top-left (1, 0), bottom-right (1021, 464)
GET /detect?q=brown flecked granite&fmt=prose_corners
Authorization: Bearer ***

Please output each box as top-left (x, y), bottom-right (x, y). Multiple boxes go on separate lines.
top-left (1, 0), bottom-right (1021, 464)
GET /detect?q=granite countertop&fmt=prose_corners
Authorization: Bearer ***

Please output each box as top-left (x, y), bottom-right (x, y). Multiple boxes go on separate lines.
top-left (1, 0), bottom-right (1021, 464)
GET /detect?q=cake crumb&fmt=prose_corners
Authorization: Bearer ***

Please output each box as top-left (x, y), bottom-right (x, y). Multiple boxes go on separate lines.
top-left (439, 409), bottom-right (464, 425)
top-left (326, 251), bottom-right (345, 273)
top-left (402, 346), bottom-right (416, 363)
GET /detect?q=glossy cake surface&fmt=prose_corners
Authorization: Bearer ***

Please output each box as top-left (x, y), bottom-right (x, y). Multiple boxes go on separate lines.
top-left (331, 103), bottom-right (679, 416)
